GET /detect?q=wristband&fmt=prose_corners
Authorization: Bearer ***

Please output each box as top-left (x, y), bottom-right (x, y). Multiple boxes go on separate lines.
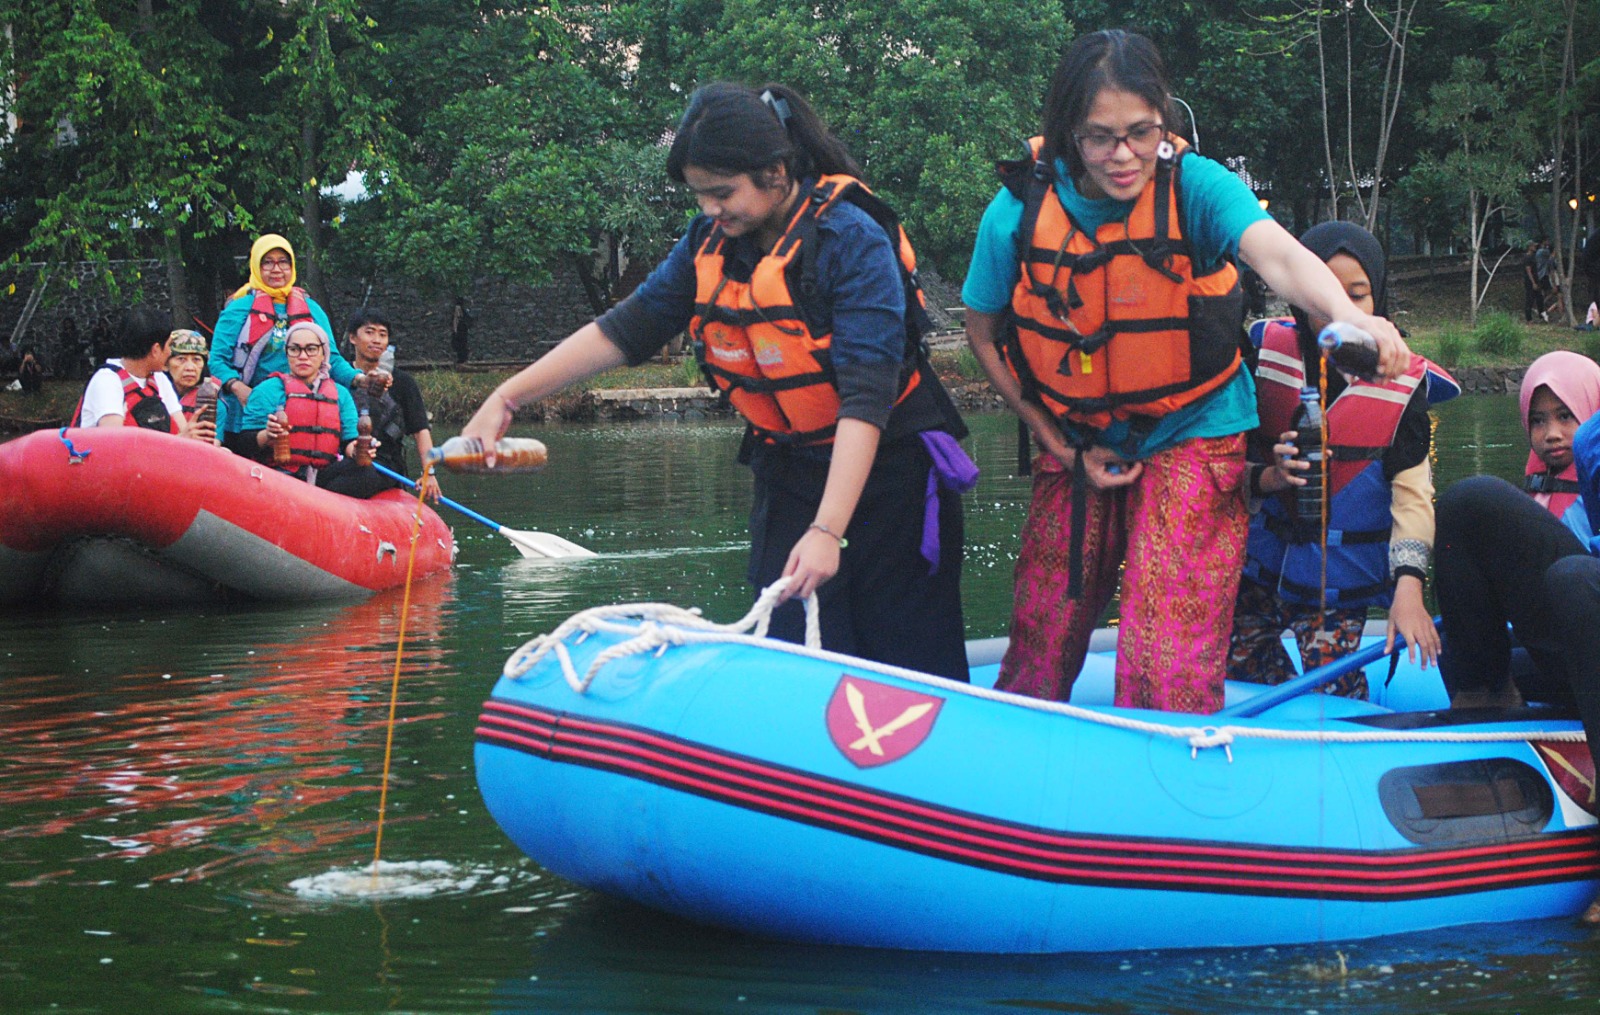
top-left (807, 522), bottom-right (848, 548)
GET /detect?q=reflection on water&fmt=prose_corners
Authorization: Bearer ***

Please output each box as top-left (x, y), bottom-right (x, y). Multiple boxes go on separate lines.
top-left (4, 400), bottom-right (1597, 1013)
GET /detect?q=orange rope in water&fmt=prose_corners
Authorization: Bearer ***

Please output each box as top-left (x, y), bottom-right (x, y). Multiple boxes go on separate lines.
top-left (371, 459), bottom-right (435, 876)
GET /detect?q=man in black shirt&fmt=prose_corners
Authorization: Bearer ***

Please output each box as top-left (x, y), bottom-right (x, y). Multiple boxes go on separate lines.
top-left (346, 307), bottom-right (442, 502)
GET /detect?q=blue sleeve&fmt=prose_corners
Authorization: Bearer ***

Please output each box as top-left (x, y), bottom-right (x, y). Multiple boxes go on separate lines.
top-left (814, 205), bottom-right (906, 426)
top-left (210, 295), bottom-right (250, 385)
top-left (1574, 414), bottom-right (1600, 550)
top-left (1178, 154), bottom-right (1272, 272)
top-left (239, 377), bottom-right (287, 431)
top-left (595, 226), bottom-right (703, 365)
top-left (311, 298), bottom-right (359, 387)
top-left (338, 385), bottom-right (359, 442)
top-left (961, 189), bottom-right (1025, 314)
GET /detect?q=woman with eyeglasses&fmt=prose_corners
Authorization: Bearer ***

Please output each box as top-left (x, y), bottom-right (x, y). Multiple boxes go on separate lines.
top-left (210, 234), bottom-right (362, 457)
top-left (238, 321), bottom-right (388, 499)
top-left (961, 29), bottom-right (1412, 713)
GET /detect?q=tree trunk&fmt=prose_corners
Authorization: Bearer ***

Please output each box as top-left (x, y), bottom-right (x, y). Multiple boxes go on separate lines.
top-left (163, 229), bottom-right (190, 329)
top-left (299, 109), bottom-right (327, 307)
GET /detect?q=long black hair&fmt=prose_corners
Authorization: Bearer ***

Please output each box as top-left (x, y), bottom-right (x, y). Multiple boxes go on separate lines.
top-left (665, 82), bottom-right (861, 189)
top-left (1040, 30), bottom-right (1179, 180)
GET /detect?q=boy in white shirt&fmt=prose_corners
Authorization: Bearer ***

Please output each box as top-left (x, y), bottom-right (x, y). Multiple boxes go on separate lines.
top-left (74, 306), bottom-right (212, 443)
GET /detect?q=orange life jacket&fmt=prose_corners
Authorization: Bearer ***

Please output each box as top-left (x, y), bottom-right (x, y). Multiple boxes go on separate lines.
top-left (690, 175), bottom-right (928, 446)
top-left (273, 373), bottom-right (343, 472)
top-left (1000, 136), bottom-right (1243, 432)
top-left (70, 365), bottom-right (178, 433)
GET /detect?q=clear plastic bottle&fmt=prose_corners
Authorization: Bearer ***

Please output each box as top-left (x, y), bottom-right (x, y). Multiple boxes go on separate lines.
top-left (1291, 386), bottom-right (1324, 532)
top-left (1317, 322), bottom-right (1381, 382)
top-left (355, 411), bottom-right (375, 466)
top-left (427, 436), bottom-right (549, 474)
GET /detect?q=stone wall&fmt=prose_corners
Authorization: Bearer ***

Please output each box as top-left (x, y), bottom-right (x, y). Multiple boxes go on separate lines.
top-left (2, 255), bottom-right (966, 370)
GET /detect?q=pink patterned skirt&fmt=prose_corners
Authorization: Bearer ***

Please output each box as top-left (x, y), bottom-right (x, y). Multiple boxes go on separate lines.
top-left (997, 433), bottom-right (1249, 713)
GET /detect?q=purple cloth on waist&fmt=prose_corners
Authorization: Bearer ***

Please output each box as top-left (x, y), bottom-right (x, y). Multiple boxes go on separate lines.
top-left (919, 430), bottom-right (979, 573)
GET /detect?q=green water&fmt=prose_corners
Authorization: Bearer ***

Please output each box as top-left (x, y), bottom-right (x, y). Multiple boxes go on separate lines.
top-left (3, 399), bottom-right (1599, 1014)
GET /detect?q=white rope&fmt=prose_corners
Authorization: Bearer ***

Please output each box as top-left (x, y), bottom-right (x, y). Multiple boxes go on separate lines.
top-left (503, 583), bottom-right (1587, 754)
top-left (506, 577), bottom-right (819, 693)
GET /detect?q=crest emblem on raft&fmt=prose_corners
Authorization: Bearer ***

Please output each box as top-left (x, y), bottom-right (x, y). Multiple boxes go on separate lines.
top-left (1533, 740), bottom-right (1598, 818)
top-left (825, 675), bottom-right (943, 769)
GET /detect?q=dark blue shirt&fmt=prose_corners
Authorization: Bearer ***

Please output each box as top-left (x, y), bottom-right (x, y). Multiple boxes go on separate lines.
top-left (597, 187), bottom-right (907, 428)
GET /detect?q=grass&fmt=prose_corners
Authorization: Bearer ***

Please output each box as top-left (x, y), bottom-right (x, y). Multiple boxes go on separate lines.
top-left (1390, 264), bottom-right (1579, 369)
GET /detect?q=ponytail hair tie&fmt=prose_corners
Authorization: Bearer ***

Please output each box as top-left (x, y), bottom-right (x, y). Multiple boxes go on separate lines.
top-left (760, 89), bottom-right (793, 131)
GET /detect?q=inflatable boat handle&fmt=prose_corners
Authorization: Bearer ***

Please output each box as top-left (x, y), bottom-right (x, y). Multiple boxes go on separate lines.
top-left (1215, 616), bottom-right (1441, 719)
top-left (371, 462), bottom-right (595, 559)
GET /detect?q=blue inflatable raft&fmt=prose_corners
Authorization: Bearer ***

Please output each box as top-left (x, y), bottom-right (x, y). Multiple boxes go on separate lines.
top-left (475, 592), bottom-right (1598, 953)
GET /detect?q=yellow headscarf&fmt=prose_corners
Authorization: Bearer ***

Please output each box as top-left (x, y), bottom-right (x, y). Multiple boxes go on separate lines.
top-left (229, 234), bottom-right (297, 302)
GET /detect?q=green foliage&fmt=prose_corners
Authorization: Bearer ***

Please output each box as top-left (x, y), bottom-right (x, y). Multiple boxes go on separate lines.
top-left (611, 0), bottom-right (1064, 274)
top-left (954, 344), bottom-right (984, 381)
top-left (1582, 330), bottom-right (1600, 366)
top-left (1434, 326), bottom-right (1468, 368)
top-left (1474, 311), bottom-right (1524, 357)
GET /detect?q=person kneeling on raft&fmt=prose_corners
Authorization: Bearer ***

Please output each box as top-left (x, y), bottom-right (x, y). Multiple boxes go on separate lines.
top-left (238, 321), bottom-right (389, 499)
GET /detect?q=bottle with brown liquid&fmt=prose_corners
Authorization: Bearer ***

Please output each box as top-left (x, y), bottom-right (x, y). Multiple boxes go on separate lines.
top-left (427, 436), bottom-right (549, 474)
top-left (355, 411), bottom-right (375, 466)
top-left (193, 377), bottom-right (220, 424)
top-left (272, 410), bottom-right (292, 466)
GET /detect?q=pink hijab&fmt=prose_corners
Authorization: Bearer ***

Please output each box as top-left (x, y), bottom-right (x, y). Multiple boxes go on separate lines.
top-left (1519, 350), bottom-right (1600, 514)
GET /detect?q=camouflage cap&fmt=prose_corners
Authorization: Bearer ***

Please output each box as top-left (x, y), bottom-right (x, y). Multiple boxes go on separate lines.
top-left (168, 329), bottom-right (208, 357)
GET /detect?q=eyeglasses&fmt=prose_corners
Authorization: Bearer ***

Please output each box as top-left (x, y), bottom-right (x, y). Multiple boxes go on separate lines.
top-left (285, 344), bottom-right (322, 357)
top-left (261, 258), bottom-right (292, 270)
top-left (1073, 122), bottom-right (1165, 161)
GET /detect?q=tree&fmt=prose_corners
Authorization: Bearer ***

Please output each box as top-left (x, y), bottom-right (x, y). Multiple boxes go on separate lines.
top-left (611, 0), bottom-right (1065, 277)
top-left (0, 0), bottom-right (248, 321)
top-left (1419, 56), bottom-right (1536, 321)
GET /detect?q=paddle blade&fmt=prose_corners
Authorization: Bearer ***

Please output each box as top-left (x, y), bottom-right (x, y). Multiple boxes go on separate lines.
top-left (499, 526), bottom-right (597, 559)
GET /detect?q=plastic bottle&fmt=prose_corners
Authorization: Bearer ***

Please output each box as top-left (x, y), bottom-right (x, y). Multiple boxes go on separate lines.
top-left (271, 410), bottom-right (292, 466)
top-left (1317, 322), bottom-right (1381, 382)
top-left (1290, 386), bottom-right (1324, 532)
top-left (366, 349), bottom-right (394, 398)
top-left (355, 411), bottom-right (375, 466)
top-left (427, 436), bottom-right (549, 474)
top-left (192, 377), bottom-right (220, 423)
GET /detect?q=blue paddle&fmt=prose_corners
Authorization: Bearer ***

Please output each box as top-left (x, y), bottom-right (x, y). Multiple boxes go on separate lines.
top-left (371, 462), bottom-right (595, 559)
top-left (1216, 617), bottom-right (1441, 719)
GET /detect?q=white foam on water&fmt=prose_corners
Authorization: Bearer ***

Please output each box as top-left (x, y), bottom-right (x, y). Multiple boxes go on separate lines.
top-left (289, 860), bottom-right (486, 902)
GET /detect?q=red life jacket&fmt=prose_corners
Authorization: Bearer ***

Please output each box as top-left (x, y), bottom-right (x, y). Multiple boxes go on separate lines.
top-left (232, 288), bottom-right (314, 383)
top-left (690, 175), bottom-right (927, 446)
top-left (1246, 319), bottom-right (1429, 607)
top-left (999, 135), bottom-right (1242, 432)
top-left (1524, 457), bottom-right (1581, 517)
top-left (272, 373), bottom-right (343, 472)
top-left (70, 365), bottom-right (178, 433)
top-left (1254, 320), bottom-right (1429, 494)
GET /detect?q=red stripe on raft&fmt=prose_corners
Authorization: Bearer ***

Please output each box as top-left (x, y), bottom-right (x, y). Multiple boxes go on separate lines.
top-left (481, 701), bottom-right (1587, 870)
top-left (476, 720), bottom-right (1600, 899)
top-left (533, 721), bottom-right (1598, 884)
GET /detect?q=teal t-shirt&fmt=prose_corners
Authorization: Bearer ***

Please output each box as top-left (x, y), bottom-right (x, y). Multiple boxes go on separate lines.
top-left (962, 151), bottom-right (1269, 458)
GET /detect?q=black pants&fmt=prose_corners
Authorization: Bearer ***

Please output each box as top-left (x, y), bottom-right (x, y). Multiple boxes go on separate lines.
top-left (1435, 475), bottom-right (1600, 768)
top-left (313, 457), bottom-right (390, 499)
top-left (747, 437), bottom-right (969, 682)
top-left (1525, 275), bottom-right (1542, 322)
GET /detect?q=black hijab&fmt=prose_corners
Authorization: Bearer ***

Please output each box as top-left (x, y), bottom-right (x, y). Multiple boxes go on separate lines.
top-left (1288, 220), bottom-right (1388, 388)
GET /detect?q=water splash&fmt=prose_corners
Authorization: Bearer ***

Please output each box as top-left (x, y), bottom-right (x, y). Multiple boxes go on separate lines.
top-left (289, 859), bottom-right (500, 901)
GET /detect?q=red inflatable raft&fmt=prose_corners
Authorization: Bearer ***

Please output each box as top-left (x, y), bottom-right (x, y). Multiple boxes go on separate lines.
top-left (0, 428), bottom-right (455, 605)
